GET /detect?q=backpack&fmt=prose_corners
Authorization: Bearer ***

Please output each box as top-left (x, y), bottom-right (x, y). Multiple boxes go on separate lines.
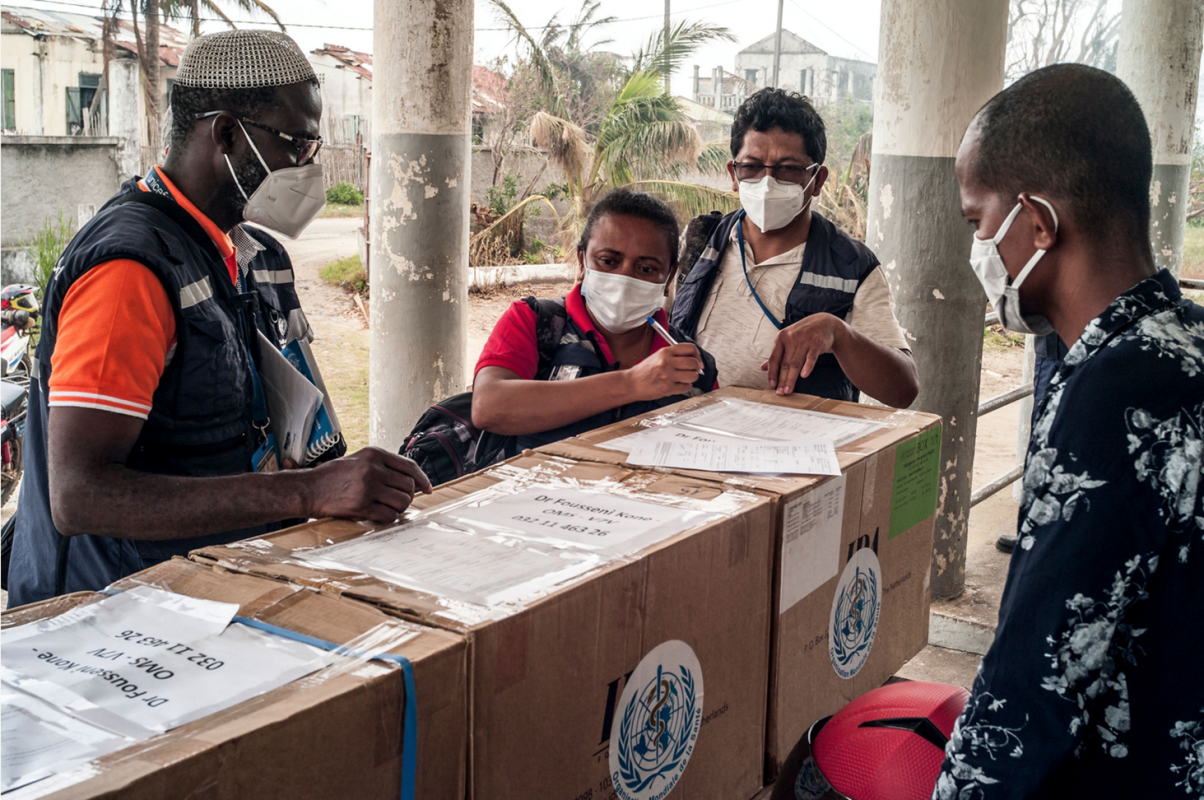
top-left (399, 297), bottom-right (567, 487)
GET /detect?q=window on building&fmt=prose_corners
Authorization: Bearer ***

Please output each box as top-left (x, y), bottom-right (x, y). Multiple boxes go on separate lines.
top-left (745, 69), bottom-right (758, 85)
top-left (67, 73), bottom-right (104, 135)
top-left (854, 72), bottom-right (873, 101)
top-left (2, 69), bottom-right (15, 131)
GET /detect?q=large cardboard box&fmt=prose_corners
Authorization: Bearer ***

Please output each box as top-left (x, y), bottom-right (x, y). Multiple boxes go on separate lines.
top-left (192, 452), bottom-right (777, 800)
top-left (1, 559), bottom-right (467, 800)
top-left (540, 387), bottom-right (942, 780)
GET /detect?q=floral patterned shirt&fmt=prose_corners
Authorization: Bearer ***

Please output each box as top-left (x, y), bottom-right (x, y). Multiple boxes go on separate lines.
top-left (934, 270), bottom-right (1204, 798)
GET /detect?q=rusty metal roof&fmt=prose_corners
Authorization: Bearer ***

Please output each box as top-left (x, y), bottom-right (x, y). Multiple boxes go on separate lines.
top-left (311, 43), bottom-right (508, 114)
top-left (2, 5), bottom-right (187, 67)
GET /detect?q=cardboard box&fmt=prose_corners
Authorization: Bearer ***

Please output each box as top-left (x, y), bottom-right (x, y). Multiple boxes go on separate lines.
top-left (192, 452), bottom-right (777, 800)
top-left (1, 559), bottom-right (467, 800)
top-left (539, 387), bottom-right (942, 780)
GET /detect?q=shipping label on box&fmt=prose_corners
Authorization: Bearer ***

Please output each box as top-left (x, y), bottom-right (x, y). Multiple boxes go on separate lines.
top-left (1, 560), bottom-right (467, 800)
top-left (191, 453), bottom-right (776, 800)
top-left (536, 387), bottom-right (942, 779)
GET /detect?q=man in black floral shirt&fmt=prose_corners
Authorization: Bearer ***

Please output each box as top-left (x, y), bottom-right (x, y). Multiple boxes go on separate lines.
top-left (936, 64), bottom-right (1204, 797)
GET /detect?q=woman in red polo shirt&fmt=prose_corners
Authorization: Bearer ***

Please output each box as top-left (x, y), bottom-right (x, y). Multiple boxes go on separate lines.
top-left (473, 189), bottom-right (719, 454)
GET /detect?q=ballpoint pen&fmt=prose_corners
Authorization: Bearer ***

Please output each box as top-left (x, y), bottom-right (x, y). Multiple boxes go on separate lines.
top-left (646, 315), bottom-right (705, 375)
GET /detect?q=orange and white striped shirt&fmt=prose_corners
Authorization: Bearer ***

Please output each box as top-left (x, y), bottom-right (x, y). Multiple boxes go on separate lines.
top-left (47, 167), bottom-right (241, 419)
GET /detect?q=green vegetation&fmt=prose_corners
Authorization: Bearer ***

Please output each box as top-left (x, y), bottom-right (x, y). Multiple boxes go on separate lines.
top-left (485, 172), bottom-right (521, 217)
top-left (476, 0), bottom-right (735, 257)
top-left (21, 210), bottom-right (75, 297)
top-left (320, 254), bottom-right (368, 296)
top-left (326, 182), bottom-right (365, 206)
top-left (320, 202), bottom-right (365, 219)
top-left (1183, 220), bottom-right (1204, 281)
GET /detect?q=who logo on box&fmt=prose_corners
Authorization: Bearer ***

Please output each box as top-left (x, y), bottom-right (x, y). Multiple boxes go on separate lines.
top-left (829, 547), bottom-right (882, 680)
top-left (609, 640), bottom-right (704, 800)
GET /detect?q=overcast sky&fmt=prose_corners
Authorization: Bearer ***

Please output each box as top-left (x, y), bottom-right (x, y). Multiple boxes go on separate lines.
top-left (19, 0), bottom-right (884, 95)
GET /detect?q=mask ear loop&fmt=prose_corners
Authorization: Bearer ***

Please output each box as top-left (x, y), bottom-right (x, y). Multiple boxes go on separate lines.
top-left (984, 202), bottom-right (1025, 245)
top-left (224, 118), bottom-right (273, 202)
top-left (1010, 196), bottom-right (1060, 288)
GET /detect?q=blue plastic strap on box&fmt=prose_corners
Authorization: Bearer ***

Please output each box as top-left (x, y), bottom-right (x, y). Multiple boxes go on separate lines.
top-left (96, 590), bottom-right (417, 800)
top-left (231, 615), bottom-right (418, 800)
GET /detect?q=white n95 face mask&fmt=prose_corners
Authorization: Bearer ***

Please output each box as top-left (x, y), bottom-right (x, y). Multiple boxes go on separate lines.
top-left (226, 120), bottom-right (326, 240)
top-left (968, 196), bottom-right (1059, 336)
top-left (737, 166), bottom-right (819, 232)
top-left (580, 269), bottom-right (666, 333)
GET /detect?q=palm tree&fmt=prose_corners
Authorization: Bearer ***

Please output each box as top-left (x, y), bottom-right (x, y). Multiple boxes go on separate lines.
top-left (478, 1), bottom-right (740, 254)
top-left (109, 0), bottom-right (285, 152)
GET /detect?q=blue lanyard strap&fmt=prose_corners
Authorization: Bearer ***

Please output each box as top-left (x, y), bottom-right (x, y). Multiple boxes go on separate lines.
top-left (735, 210), bottom-right (783, 330)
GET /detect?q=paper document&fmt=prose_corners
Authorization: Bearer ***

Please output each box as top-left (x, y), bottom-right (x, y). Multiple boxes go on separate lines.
top-left (600, 398), bottom-right (884, 454)
top-left (626, 438), bottom-right (841, 476)
top-left (443, 486), bottom-right (719, 555)
top-left (256, 330), bottom-right (323, 465)
top-left (300, 520), bottom-right (606, 607)
top-left (779, 474), bottom-right (847, 614)
top-left (1, 586), bottom-right (332, 792)
top-left (1, 685), bottom-right (133, 793)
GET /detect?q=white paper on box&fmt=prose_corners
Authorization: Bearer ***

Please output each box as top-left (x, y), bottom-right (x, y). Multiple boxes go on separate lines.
top-left (1, 685), bottom-right (132, 793)
top-left (3, 586), bottom-right (331, 740)
top-left (600, 398), bottom-right (884, 453)
top-left (300, 520), bottom-right (607, 607)
top-left (627, 438), bottom-right (841, 476)
top-left (443, 486), bottom-right (720, 554)
top-left (779, 474), bottom-right (847, 614)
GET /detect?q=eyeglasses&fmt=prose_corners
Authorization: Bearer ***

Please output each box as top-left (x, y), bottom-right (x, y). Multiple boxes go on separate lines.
top-left (733, 161), bottom-right (819, 184)
top-left (194, 110), bottom-right (323, 164)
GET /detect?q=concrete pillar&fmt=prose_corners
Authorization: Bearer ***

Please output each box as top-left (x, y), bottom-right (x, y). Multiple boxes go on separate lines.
top-left (866, 0), bottom-right (1008, 600)
top-left (693, 65), bottom-right (700, 97)
top-left (1116, 0), bottom-right (1204, 278)
top-left (109, 56), bottom-right (141, 180)
top-left (368, 0), bottom-right (472, 450)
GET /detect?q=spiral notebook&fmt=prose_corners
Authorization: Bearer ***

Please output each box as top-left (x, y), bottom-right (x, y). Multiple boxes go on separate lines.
top-left (280, 337), bottom-right (343, 464)
top-left (256, 331), bottom-right (343, 466)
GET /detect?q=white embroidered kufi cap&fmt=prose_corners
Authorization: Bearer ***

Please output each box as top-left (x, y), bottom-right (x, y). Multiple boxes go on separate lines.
top-left (175, 30), bottom-right (316, 89)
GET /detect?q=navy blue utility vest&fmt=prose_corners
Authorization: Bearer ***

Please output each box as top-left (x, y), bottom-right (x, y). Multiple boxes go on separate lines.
top-left (670, 210), bottom-right (879, 402)
top-left (9, 176), bottom-right (304, 606)
top-left (506, 300), bottom-right (719, 456)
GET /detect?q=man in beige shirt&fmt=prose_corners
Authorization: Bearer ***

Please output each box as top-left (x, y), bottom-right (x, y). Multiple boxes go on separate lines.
top-left (669, 89), bottom-right (918, 408)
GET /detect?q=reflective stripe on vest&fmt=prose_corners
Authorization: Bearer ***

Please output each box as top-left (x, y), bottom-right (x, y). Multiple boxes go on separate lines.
top-left (179, 276), bottom-right (214, 309)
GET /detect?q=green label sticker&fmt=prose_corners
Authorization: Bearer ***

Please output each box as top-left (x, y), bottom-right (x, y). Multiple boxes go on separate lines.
top-left (889, 425), bottom-right (942, 539)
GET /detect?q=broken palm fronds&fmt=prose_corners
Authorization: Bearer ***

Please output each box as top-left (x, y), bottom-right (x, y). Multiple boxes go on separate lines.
top-left (469, 194), bottom-right (563, 268)
top-left (817, 132), bottom-right (871, 242)
top-left (627, 180), bottom-right (740, 222)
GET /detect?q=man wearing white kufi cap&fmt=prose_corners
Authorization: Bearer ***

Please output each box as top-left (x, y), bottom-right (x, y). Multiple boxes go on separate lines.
top-left (9, 30), bottom-right (432, 606)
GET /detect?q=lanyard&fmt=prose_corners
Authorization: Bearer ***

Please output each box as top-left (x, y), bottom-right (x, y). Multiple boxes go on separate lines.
top-left (735, 210), bottom-right (783, 330)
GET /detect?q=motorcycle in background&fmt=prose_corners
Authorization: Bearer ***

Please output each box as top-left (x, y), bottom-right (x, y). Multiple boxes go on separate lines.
top-left (1, 283), bottom-right (37, 589)
top-left (2, 284), bottom-right (39, 377)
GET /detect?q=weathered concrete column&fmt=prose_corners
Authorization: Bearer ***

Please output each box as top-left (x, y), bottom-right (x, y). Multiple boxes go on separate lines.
top-left (1116, 0), bottom-right (1204, 278)
top-left (369, 0), bottom-right (472, 450)
top-left (866, 0), bottom-right (1008, 600)
top-left (109, 56), bottom-right (141, 180)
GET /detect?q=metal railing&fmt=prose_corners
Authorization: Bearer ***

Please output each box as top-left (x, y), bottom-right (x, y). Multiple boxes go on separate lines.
top-left (970, 276), bottom-right (1203, 508)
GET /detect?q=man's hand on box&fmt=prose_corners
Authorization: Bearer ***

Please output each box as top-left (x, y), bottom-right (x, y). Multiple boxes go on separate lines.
top-left (303, 447), bottom-right (433, 524)
top-left (627, 342), bottom-right (702, 402)
top-left (762, 313), bottom-right (846, 396)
